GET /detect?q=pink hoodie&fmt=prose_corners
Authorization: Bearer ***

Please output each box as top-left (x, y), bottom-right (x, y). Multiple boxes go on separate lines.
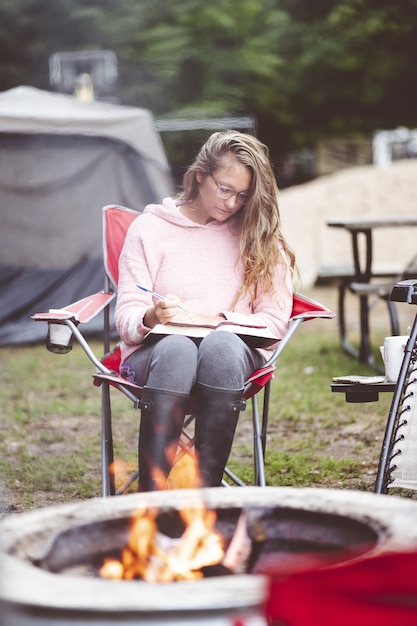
top-left (115, 198), bottom-right (293, 362)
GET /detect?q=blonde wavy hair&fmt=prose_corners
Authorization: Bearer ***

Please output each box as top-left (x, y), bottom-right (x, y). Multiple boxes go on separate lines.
top-left (178, 130), bottom-right (296, 307)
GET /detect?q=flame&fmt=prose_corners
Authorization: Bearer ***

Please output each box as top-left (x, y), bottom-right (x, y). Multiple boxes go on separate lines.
top-left (110, 459), bottom-right (138, 492)
top-left (111, 445), bottom-right (200, 493)
top-left (100, 504), bottom-right (225, 583)
top-left (101, 453), bottom-right (224, 582)
top-left (168, 453), bottom-right (199, 489)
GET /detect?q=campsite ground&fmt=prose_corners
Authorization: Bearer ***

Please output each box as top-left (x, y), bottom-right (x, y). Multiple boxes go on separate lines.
top-left (1, 158), bottom-right (417, 515)
top-left (1, 284), bottom-right (414, 517)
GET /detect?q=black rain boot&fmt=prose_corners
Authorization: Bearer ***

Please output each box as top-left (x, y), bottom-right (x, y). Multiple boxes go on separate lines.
top-left (194, 383), bottom-right (246, 487)
top-left (138, 386), bottom-right (189, 491)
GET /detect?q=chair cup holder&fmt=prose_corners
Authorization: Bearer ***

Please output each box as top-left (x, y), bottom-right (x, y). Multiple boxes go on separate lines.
top-left (46, 322), bottom-right (74, 354)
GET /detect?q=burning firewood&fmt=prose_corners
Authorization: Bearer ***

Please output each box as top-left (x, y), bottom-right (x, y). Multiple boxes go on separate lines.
top-left (222, 512), bottom-right (252, 574)
top-left (99, 504), bottom-right (267, 583)
top-left (99, 505), bottom-right (226, 583)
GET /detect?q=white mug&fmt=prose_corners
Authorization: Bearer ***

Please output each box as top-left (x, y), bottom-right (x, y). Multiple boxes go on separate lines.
top-left (380, 335), bottom-right (408, 382)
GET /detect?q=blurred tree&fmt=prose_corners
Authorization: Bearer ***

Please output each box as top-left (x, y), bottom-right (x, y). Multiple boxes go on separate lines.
top-left (0, 0), bottom-right (416, 170)
top-left (100, 0), bottom-right (417, 170)
top-left (0, 0), bottom-right (116, 90)
top-left (275, 0), bottom-right (417, 140)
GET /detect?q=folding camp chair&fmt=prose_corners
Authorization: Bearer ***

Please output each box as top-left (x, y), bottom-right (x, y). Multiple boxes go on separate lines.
top-left (374, 279), bottom-right (417, 494)
top-left (32, 204), bottom-right (335, 496)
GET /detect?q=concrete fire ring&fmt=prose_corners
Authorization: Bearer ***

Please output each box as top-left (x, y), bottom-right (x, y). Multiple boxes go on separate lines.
top-left (1, 487), bottom-right (417, 624)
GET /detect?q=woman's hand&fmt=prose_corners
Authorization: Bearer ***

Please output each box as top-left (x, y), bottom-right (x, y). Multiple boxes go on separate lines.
top-left (143, 293), bottom-right (192, 327)
top-left (143, 293), bottom-right (225, 328)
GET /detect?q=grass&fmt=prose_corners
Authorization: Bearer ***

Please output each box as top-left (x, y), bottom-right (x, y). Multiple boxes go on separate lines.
top-left (0, 286), bottom-right (405, 515)
top-left (228, 321), bottom-right (392, 490)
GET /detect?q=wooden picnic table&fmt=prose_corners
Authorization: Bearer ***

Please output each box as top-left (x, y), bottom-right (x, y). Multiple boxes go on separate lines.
top-left (327, 216), bottom-right (417, 368)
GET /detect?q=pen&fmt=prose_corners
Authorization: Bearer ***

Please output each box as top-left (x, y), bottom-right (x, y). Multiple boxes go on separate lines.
top-left (137, 285), bottom-right (188, 312)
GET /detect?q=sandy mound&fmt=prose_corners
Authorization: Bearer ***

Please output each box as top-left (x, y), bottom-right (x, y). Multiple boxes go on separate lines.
top-left (279, 159), bottom-right (417, 288)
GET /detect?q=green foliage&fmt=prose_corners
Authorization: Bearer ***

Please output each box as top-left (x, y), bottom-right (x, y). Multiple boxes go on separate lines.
top-left (1, 0), bottom-right (416, 161)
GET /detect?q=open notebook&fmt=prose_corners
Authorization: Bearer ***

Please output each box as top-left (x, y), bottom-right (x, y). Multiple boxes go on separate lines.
top-left (142, 320), bottom-right (279, 349)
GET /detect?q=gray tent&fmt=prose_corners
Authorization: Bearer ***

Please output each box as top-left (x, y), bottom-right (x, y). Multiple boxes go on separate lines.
top-left (0, 86), bottom-right (174, 345)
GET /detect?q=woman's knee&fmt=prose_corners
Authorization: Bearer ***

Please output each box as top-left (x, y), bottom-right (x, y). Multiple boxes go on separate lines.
top-left (197, 332), bottom-right (250, 388)
top-left (148, 335), bottom-right (198, 391)
top-left (152, 335), bottom-right (198, 362)
top-left (200, 331), bottom-right (244, 354)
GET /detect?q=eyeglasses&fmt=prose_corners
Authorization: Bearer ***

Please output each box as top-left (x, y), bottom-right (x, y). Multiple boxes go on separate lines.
top-left (209, 174), bottom-right (250, 206)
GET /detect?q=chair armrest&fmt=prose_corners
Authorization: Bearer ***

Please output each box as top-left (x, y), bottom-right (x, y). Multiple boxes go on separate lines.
top-left (31, 291), bottom-right (115, 324)
top-left (244, 365), bottom-right (275, 399)
top-left (291, 293), bottom-right (336, 322)
top-left (93, 373), bottom-right (143, 406)
top-left (390, 279), bottom-right (417, 304)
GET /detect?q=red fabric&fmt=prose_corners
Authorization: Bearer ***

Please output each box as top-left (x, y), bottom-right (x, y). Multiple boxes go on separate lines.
top-left (266, 550), bottom-right (417, 626)
top-left (104, 205), bottom-right (138, 287)
top-left (244, 366), bottom-right (275, 400)
top-left (102, 346), bottom-right (122, 372)
top-left (291, 293), bottom-right (334, 320)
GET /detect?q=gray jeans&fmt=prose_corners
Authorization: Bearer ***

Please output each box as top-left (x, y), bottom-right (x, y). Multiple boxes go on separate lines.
top-left (125, 331), bottom-right (265, 393)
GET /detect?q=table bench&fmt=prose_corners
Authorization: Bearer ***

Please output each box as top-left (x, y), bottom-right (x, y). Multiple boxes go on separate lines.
top-left (321, 219), bottom-right (417, 369)
top-left (315, 265), bottom-right (397, 287)
top-left (316, 268), bottom-right (401, 372)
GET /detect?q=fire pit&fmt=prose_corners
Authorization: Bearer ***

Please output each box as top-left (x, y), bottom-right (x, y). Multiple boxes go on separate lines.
top-left (2, 487), bottom-right (417, 625)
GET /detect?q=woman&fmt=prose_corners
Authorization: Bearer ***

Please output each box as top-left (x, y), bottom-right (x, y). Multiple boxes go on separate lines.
top-left (115, 130), bottom-right (295, 490)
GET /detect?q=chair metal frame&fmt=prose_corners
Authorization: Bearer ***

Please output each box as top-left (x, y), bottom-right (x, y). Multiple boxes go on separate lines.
top-left (33, 205), bottom-right (335, 496)
top-left (374, 279), bottom-right (417, 494)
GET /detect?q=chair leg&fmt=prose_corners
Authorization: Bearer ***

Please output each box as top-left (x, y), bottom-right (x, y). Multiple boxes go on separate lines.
top-left (252, 395), bottom-right (266, 487)
top-left (101, 382), bottom-right (115, 497)
top-left (261, 381), bottom-right (271, 458)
